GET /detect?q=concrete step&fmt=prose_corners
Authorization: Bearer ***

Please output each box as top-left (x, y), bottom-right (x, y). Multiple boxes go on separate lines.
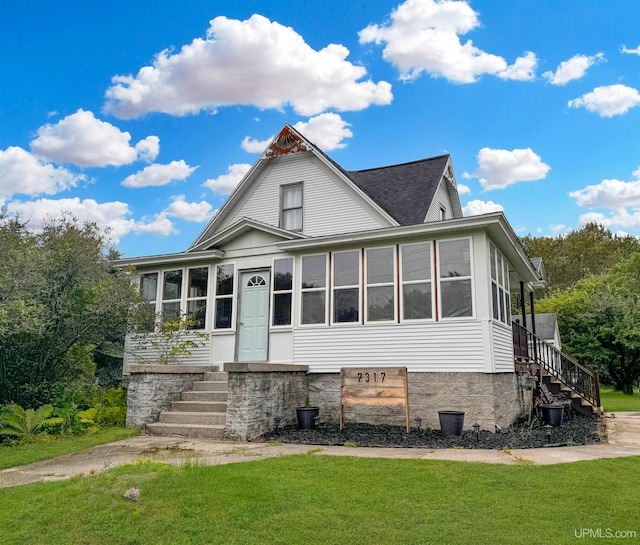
top-left (192, 381), bottom-right (228, 392)
top-left (181, 391), bottom-right (228, 402)
top-left (170, 400), bottom-right (227, 412)
top-left (159, 411), bottom-right (226, 426)
top-left (204, 371), bottom-right (228, 381)
top-left (146, 422), bottom-right (225, 439)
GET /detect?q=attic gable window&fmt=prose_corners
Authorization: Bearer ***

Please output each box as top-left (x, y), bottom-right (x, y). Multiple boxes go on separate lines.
top-left (281, 183), bottom-right (303, 231)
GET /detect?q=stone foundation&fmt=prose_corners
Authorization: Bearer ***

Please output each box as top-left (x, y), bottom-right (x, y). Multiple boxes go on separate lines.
top-left (124, 365), bottom-right (213, 427)
top-left (224, 362), bottom-right (309, 441)
top-left (309, 371), bottom-right (530, 431)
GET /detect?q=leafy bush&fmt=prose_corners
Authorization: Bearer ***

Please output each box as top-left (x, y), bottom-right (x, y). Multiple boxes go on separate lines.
top-left (0, 404), bottom-right (60, 442)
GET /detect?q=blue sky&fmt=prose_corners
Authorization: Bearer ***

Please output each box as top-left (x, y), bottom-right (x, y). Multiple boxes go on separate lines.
top-left (1, 0), bottom-right (639, 258)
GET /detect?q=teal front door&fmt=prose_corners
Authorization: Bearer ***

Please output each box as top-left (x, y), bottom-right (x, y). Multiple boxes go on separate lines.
top-left (237, 270), bottom-right (271, 362)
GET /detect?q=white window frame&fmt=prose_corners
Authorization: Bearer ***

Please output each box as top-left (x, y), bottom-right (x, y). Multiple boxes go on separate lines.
top-left (364, 245), bottom-right (397, 324)
top-left (213, 262), bottom-right (236, 331)
top-left (300, 253), bottom-right (329, 327)
top-left (280, 182), bottom-right (304, 232)
top-left (399, 242), bottom-right (435, 323)
top-left (490, 243), bottom-right (511, 326)
top-left (161, 269), bottom-right (184, 322)
top-left (184, 266), bottom-right (210, 330)
top-left (271, 256), bottom-right (294, 329)
top-left (436, 237), bottom-right (475, 320)
top-left (331, 249), bottom-right (362, 326)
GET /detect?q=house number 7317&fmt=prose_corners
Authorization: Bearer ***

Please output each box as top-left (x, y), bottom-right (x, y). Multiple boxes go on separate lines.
top-left (357, 372), bottom-right (386, 383)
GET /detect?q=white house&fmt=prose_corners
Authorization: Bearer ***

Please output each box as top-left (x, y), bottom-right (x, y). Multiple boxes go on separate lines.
top-left (120, 124), bottom-right (551, 439)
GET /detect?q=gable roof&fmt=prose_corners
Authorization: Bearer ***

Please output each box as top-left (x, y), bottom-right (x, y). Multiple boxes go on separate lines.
top-left (513, 313), bottom-right (559, 343)
top-left (346, 155), bottom-right (452, 226)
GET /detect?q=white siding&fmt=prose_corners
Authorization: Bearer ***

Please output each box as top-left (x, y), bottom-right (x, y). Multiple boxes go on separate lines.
top-left (221, 154), bottom-right (391, 236)
top-left (492, 322), bottom-right (515, 372)
top-left (293, 321), bottom-right (485, 373)
top-left (212, 334), bottom-right (235, 365)
top-left (124, 334), bottom-right (212, 366)
top-left (220, 230), bottom-right (282, 252)
top-left (269, 330), bottom-right (293, 363)
top-left (424, 178), bottom-right (451, 222)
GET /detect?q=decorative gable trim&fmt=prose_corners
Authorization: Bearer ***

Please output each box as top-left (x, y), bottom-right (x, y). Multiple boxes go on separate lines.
top-left (262, 125), bottom-right (312, 158)
top-left (189, 217), bottom-right (306, 253)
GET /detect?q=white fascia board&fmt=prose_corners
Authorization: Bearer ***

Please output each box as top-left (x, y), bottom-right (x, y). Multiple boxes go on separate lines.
top-left (115, 249), bottom-right (225, 269)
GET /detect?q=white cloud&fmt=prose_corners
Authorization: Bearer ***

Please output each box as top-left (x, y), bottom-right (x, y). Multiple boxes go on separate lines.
top-left (292, 113), bottom-right (353, 150)
top-left (104, 14), bottom-right (392, 119)
top-left (621, 44), bottom-right (640, 55)
top-left (463, 147), bottom-right (550, 190)
top-left (122, 160), bottom-right (197, 188)
top-left (30, 109), bottom-right (160, 166)
top-left (135, 135), bottom-right (160, 163)
top-left (359, 0), bottom-right (535, 83)
top-left (498, 51), bottom-right (538, 81)
top-left (569, 177), bottom-right (640, 208)
top-left (203, 163), bottom-right (251, 195)
top-left (456, 183), bottom-right (471, 195)
top-left (543, 53), bottom-right (604, 85)
top-left (462, 199), bottom-right (504, 216)
top-left (242, 136), bottom-right (272, 153)
top-left (550, 224), bottom-right (567, 234)
top-left (0, 146), bottom-right (84, 199)
top-left (163, 194), bottom-right (214, 222)
top-left (571, 168), bottom-right (640, 232)
top-left (568, 84), bottom-right (640, 117)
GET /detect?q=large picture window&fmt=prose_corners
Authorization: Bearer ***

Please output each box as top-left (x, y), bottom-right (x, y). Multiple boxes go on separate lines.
top-left (333, 250), bottom-right (360, 323)
top-left (400, 243), bottom-right (433, 320)
top-left (281, 183), bottom-right (303, 231)
top-left (365, 247), bottom-right (395, 322)
top-left (301, 254), bottom-right (327, 325)
top-left (273, 258), bottom-right (293, 326)
top-left (214, 264), bottom-right (235, 329)
top-left (438, 238), bottom-right (473, 318)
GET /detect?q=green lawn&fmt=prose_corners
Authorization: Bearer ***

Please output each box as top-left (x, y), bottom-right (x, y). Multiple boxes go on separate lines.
top-left (600, 387), bottom-right (640, 413)
top-left (0, 427), bottom-right (139, 470)
top-left (1, 455), bottom-right (638, 545)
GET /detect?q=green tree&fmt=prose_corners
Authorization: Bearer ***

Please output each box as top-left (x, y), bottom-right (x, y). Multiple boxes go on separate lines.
top-left (0, 212), bottom-right (141, 407)
top-left (538, 252), bottom-right (640, 392)
top-left (520, 223), bottom-right (640, 294)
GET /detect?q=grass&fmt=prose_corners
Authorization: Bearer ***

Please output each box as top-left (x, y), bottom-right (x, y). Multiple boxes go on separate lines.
top-left (600, 387), bottom-right (640, 413)
top-left (1, 455), bottom-right (638, 544)
top-left (0, 427), bottom-right (139, 470)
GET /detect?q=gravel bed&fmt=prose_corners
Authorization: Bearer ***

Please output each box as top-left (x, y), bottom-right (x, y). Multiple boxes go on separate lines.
top-left (261, 414), bottom-right (603, 450)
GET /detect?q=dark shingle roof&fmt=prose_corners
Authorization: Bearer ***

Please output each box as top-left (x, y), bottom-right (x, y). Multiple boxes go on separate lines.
top-left (345, 155), bottom-right (450, 225)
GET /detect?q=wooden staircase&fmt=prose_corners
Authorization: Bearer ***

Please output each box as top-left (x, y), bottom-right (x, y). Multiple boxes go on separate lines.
top-left (513, 322), bottom-right (602, 415)
top-left (146, 370), bottom-right (228, 439)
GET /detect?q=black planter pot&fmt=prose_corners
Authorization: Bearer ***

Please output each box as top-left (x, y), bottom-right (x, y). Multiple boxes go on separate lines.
top-left (296, 407), bottom-right (320, 429)
top-left (540, 404), bottom-right (564, 427)
top-left (438, 410), bottom-right (465, 436)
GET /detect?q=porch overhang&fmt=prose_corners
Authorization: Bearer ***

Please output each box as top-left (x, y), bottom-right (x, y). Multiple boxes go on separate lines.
top-left (115, 248), bottom-right (225, 269)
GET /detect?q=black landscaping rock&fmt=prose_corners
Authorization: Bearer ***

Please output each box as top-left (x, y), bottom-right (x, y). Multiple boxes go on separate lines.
top-left (260, 414), bottom-right (603, 450)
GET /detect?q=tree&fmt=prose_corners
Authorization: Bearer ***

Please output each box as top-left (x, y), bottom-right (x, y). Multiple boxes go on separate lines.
top-left (0, 212), bottom-right (141, 407)
top-left (520, 223), bottom-right (640, 294)
top-left (537, 252), bottom-right (640, 392)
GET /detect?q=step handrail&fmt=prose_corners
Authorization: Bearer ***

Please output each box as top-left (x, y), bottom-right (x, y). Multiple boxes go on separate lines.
top-left (512, 321), bottom-right (601, 408)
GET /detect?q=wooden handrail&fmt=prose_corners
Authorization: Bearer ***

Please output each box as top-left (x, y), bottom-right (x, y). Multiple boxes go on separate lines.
top-left (512, 321), bottom-right (601, 408)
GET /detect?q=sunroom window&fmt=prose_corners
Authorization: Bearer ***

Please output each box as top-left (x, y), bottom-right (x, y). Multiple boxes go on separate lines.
top-left (490, 243), bottom-right (511, 325)
top-left (281, 183), bottom-right (303, 231)
top-left (365, 247), bottom-right (395, 322)
top-left (301, 254), bottom-right (327, 325)
top-left (438, 239), bottom-right (473, 318)
top-left (333, 250), bottom-right (360, 323)
top-left (401, 243), bottom-right (433, 320)
top-left (214, 264), bottom-right (234, 329)
top-left (273, 258), bottom-right (293, 326)
top-left (162, 270), bottom-right (182, 321)
top-left (186, 267), bottom-right (208, 330)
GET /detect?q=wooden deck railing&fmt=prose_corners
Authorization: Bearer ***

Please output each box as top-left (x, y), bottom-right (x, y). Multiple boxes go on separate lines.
top-left (512, 321), bottom-right (601, 408)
